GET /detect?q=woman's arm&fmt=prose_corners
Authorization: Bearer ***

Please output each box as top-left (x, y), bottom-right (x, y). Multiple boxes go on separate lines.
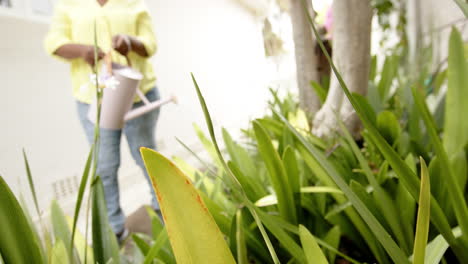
top-left (54, 44), bottom-right (105, 65)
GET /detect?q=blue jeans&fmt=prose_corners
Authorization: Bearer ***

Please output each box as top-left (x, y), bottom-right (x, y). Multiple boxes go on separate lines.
top-left (76, 88), bottom-right (160, 233)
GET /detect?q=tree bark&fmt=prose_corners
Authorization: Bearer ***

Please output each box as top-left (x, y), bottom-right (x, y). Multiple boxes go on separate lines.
top-left (312, 0), bottom-right (373, 139)
top-left (290, 0), bottom-right (321, 118)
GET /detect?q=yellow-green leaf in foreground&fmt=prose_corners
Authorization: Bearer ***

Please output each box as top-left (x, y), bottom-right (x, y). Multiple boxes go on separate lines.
top-left (50, 239), bottom-right (70, 264)
top-left (299, 225), bottom-right (329, 264)
top-left (413, 158), bottom-right (431, 264)
top-left (140, 147), bottom-right (236, 264)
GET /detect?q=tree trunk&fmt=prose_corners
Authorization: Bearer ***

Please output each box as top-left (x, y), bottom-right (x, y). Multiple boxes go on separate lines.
top-left (312, 0), bottom-right (373, 139)
top-left (290, 0), bottom-right (321, 118)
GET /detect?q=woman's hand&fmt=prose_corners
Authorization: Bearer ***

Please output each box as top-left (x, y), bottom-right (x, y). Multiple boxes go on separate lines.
top-left (80, 45), bottom-right (105, 66)
top-left (112, 34), bottom-right (149, 57)
top-left (54, 44), bottom-right (105, 66)
top-left (112, 34), bottom-right (132, 56)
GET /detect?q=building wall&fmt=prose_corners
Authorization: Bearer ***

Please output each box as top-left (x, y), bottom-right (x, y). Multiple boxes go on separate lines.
top-left (0, 0), bottom-right (270, 212)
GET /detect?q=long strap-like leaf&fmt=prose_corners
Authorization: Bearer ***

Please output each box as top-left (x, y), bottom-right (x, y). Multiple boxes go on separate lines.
top-left (0, 176), bottom-right (45, 264)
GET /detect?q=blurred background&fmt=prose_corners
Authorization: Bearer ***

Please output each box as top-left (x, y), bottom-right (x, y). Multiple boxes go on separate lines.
top-left (0, 0), bottom-right (465, 219)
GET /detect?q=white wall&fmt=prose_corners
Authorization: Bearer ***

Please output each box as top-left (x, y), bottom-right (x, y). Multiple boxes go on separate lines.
top-left (0, 0), bottom-right (271, 212)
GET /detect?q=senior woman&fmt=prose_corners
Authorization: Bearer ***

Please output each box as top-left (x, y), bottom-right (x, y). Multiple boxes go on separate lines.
top-left (45, 0), bottom-right (161, 242)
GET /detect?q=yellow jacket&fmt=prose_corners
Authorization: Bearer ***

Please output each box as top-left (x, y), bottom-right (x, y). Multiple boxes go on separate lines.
top-left (44, 0), bottom-right (157, 103)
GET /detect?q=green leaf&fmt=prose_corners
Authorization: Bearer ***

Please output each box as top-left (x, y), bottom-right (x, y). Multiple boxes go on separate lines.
top-left (310, 81), bottom-right (327, 104)
top-left (323, 226), bottom-right (340, 264)
top-left (297, 143), bottom-right (389, 263)
top-left (256, 210), bottom-right (307, 263)
top-left (396, 160), bottom-right (416, 250)
top-left (236, 210), bottom-right (249, 264)
top-left (50, 200), bottom-right (79, 263)
top-left (192, 73), bottom-right (280, 263)
top-left (145, 206), bottom-right (165, 240)
top-left (453, 0), bottom-right (468, 17)
top-left (193, 123), bottom-right (222, 166)
top-left (71, 145), bottom-right (94, 252)
top-left (65, 217), bottom-right (94, 264)
top-left (377, 55), bottom-right (398, 101)
top-left (132, 234), bottom-right (150, 255)
top-left (140, 148), bottom-right (236, 264)
top-left (444, 27), bottom-right (468, 155)
top-left (0, 176), bottom-right (45, 264)
top-left (22, 150), bottom-right (40, 217)
top-left (369, 55), bottom-right (378, 81)
top-left (91, 177), bottom-right (120, 264)
top-left (413, 158), bottom-right (431, 264)
top-left (353, 93), bottom-right (377, 125)
top-left (283, 146), bottom-right (300, 195)
top-left (253, 121), bottom-right (297, 224)
top-left (299, 225), bottom-right (329, 264)
top-left (222, 129), bottom-right (266, 201)
top-left (412, 83), bottom-right (468, 246)
top-left (376, 111), bottom-right (401, 145)
top-left (22, 150), bottom-right (51, 259)
top-left (255, 186), bottom-right (343, 207)
top-left (50, 239), bottom-right (70, 264)
top-left (340, 120), bottom-right (410, 253)
top-left (424, 227), bottom-right (462, 264)
top-left (18, 193), bottom-right (50, 261)
top-left (143, 227), bottom-right (171, 264)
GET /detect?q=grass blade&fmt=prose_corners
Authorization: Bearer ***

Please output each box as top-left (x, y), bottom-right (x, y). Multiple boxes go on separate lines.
top-left (71, 145), bottom-right (94, 253)
top-left (51, 200), bottom-right (79, 263)
top-left (444, 27), bottom-right (468, 155)
top-left (50, 239), bottom-right (70, 264)
top-left (20, 152), bottom-right (51, 259)
top-left (22, 150), bottom-right (40, 216)
top-left (253, 121), bottom-right (297, 224)
top-left (91, 177), bottom-right (120, 264)
top-left (339, 120), bottom-right (410, 253)
top-left (424, 227), bottom-right (462, 264)
top-left (299, 225), bottom-right (329, 264)
top-left (453, 0), bottom-right (468, 17)
top-left (132, 234), bottom-right (150, 255)
top-left (412, 158), bottom-right (431, 264)
top-left (255, 186), bottom-right (343, 207)
top-left (236, 209), bottom-right (249, 264)
top-left (296, 143), bottom-right (388, 263)
top-left (310, 81), bottom-right (327, 104)
top-left (412, 83), bottom-right (468, 246)
top-left (256, 209), bottom-right (307, 263)
top-left (0, 176), bottom-right (45, 264)
top-left (140, 148), bottom-right (236, 264)
top-left (143, 227), bottom-right (172, 264)
top-left (283, 146), bottom-right (300, 195)
top-left (191, 73), bottom-right (280, 263)
top-left (323, 226), bottom-right (340, 264)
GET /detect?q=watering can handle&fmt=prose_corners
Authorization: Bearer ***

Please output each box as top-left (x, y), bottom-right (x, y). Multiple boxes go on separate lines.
top-left (125, 55), bottom-right (132, 68)
top-left (104, 53), bottom-right (132, 74)
top-left (135, 89), bottom-right (151, 105)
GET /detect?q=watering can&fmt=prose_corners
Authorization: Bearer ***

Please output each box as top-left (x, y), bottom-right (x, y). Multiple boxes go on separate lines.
top-left (88, 57), bottom-right (176, 130)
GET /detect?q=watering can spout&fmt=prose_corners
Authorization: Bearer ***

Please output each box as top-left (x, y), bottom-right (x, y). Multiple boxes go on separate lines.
top-left (124, 94), bottom-right (177, 121)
